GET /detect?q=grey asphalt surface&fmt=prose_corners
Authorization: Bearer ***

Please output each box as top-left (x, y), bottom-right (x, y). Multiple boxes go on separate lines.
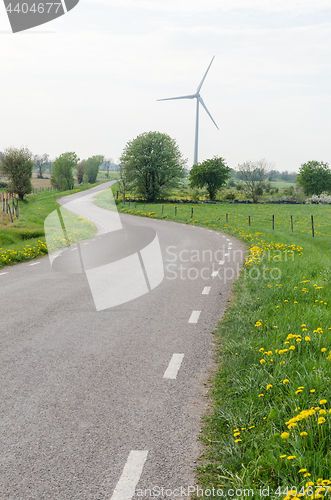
top-left (0, 183), bottom-right (245, 499)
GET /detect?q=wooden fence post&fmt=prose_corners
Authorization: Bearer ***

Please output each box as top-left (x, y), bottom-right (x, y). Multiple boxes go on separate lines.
top-left (272, 214), bottom-right (275, 230)
top-left (311, 215), bottom-right (314, 237)
top-left (291, 215), bottom-right (293, 233)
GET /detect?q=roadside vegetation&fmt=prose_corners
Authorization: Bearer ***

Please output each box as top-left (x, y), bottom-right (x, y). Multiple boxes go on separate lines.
top-left (105, 187), bottom-right (331, 499)
top-left (0, 184), bottom-right (101, 268)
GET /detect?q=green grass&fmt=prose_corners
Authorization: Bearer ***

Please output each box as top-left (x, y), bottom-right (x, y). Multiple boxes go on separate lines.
top-left (100, 186), bottom-right (331, 498)
top-left (0, 183), bottom-right (102, 268)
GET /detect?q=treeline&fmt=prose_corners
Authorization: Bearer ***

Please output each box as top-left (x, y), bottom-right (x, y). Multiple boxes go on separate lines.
top-left (0, 147), bottom-right (116, 199)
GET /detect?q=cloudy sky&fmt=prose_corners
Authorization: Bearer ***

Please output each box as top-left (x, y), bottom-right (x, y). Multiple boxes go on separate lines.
top-left (1, 0), bottom-right (331, 171)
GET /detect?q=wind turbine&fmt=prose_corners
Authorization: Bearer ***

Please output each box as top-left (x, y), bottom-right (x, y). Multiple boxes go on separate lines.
top-left (157, 56), bottom-right (219, 165)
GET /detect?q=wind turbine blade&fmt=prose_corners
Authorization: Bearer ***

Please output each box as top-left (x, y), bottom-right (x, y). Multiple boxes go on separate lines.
top-left (157, 94), bottom-right (196, 101)
top-left (199, 96), bottom-right (219, 130)
top-left (196, 56), bottom-right (215, 93)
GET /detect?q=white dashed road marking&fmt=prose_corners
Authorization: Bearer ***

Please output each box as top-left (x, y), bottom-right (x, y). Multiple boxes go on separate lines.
top-left (202, 286), bottom-right (211, 295)
top-left (188, 310), bottom-right (201, 323)
top-left (163, 354), bottom-right (184, 379)
top-left (110, 450), bottom-right (148, 500)
top-left (28, 262), bottom-right (40, 266)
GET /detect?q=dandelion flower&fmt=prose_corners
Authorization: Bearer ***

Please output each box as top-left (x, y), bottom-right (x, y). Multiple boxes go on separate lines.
top-left (283, 379), bottom-right (289, 384)
top-left (281, 432), bottom-right (290, 439)
top-left (320, 399), bottom-right (327, 405)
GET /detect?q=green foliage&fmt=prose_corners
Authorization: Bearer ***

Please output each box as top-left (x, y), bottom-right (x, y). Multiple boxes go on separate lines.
top-left (297, 160), bottom-right (331, 195)
top-left (189, 156), bottom-right (231, 200)
top-left (119, 131), bottom-right (187, 202)
top-left (0, 146), bottom-right (33, 199)
top-left (236, 159), bottom-right (271, 203)
top-left (85, 155), bottom-right (104, 184)
top-left (76, 160), bottom-right (87, 184)
top-left (51, 152), bottom-right (79, 191)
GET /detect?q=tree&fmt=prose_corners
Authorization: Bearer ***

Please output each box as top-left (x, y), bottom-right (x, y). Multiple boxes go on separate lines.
top-left (297, 161), bottom-right (331, 195)
top-left (236, 159), bottom-right (272, 203)
top-left (102, 158), bottom-right (113, 178)
top-left (85, 155), bottom-right (104, 184)
top-left (51, 152), bottom-right (79, 191)
top-left (189, 156), bottom-right (230, 200)
top-left (0, 146), bottom-right (33, 199)
top-left (76, 160), bottom-right (87, 184)
top-left (33, 153), bottom-right (50, 179)
top-left (120, 131), bottom-right (187, 202)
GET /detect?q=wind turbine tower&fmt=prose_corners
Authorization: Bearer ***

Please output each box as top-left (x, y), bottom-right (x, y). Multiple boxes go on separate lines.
top-left (157, 56), bottom-right (219, 165)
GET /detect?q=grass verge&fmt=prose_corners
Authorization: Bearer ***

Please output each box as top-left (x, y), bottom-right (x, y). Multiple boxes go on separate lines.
top-left (0, 183), bottom-right (104, 268)
top-left (101, 187), bottom-right (331, 499)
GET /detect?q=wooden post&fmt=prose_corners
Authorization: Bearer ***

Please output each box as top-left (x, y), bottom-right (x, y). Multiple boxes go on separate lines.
top-left (226, 213), bottom-right (228, 223)
top-left (116, 191), bottom-right (119, 199)
top-left (311, 215), bottom-right (314, 237)
top-left (291, 215), bottom-right (293, 233)
top-left (162, 205), bottom-right (164, 214)
top-left (191, 207), bottom-right (193, 218)
top-left (248, 215), bottom-right (250, 226)
top-left (175, 206), bottom-right (177, 216)
top-left (135, 201), bottom-right (136, 208)
top-left (8, 204), bottom-right (13, 223)
top-left (272, 214), bottom-right (275, 230)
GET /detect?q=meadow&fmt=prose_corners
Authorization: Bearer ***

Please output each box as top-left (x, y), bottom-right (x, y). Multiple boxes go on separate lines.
top-left (0, 185), bottom-right (99, 268)
top-left (102, 191), bottom-right (331, 500)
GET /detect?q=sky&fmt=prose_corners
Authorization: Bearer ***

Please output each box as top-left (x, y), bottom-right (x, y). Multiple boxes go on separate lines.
top-left (1, 0), bottom-right (331, 172)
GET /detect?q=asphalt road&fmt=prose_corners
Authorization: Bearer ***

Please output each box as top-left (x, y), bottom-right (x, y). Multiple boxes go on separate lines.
top-left (0, 183), bottom-right (245, 500)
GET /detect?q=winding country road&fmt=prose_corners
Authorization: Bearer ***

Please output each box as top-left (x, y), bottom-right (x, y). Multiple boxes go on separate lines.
top-left (0, 183), bottom-right (245, 500)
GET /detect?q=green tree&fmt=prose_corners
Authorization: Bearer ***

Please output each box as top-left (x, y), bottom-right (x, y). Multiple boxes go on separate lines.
top-left (0, 146), bottom-right (33, 199)
top-left (189, 157), bottom-right (231, 200)
top-left (85, 155), bottom-right (104, 183)
top-left (236, 159), bottom-right (272, 203)
top-left (297, 161), bottom-right (331, 195)
top-left (76, 160), bottom-right (87, 184)
top-left (120, 131), bottom-right (186, 202)
top-left (51, 152), bottom-right (79, 191)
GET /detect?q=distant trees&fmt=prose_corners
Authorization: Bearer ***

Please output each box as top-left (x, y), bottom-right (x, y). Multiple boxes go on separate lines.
top-left (85, 155), bottom-right (104, 184)
top-left (120, 131), bottom-right (187, 202)
top-left (297, 161), bottom-right (331, 195)
top-left (33, 153), bottom-right (50, 179)
top-left (51, 152), bottom-right (79, 191)
top-left (189, 156), bottom-right (231, 200)
top-left (76, 160), bottom-right (88, 184)
top-left (236, 159), bottom-right (272, 203)
top-left (0, 146), bottom-right (33, 199)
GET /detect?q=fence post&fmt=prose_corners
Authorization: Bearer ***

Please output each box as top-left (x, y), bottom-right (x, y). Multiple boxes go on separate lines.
top-left (226, 213), bottom-right (228, 223)
top-left (291, 215), bottom-right (293, 233)
top-left (248, 215), bottom-right (250, 226)
top-left (8, 204), bottom-right (13, 223)
top-left (135, 201), bottom-right (136, 208)
top-left (117, 191), bottom-right (119, 199)
top-left (191, 207), bottom-right (193, 218)
top-left (272, 214), bottom-right (274, 230)
top-left (175, 206), bottom-right (177, 216)
top-left (162, 205), bottom-right (164, 214)
top-left (311, 215), bottom-right (314, 237)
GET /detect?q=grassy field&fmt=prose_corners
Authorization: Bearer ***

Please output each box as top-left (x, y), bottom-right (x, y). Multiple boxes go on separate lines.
top-left (99, 186), bottom-right (331, 499)
top-left (0, 184), bottom-right (100, 268)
